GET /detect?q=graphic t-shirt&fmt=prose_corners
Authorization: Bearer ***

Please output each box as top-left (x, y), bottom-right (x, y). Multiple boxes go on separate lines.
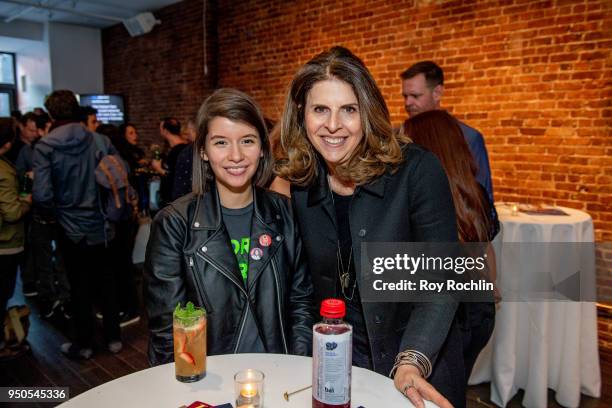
top-left (222, 203), bottom-right (253, 284)
top-left (222, 203), bottom-right (265, 353)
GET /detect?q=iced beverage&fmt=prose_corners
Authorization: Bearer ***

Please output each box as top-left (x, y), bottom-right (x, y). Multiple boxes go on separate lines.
top-left (173, 302), bottom-right (206, 382)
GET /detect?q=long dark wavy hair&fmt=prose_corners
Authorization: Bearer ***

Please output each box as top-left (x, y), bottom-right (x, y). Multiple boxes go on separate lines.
top-left (192, 88), bottom-right (274, 195)
top-left (404, 110), bottom-right (491, 242)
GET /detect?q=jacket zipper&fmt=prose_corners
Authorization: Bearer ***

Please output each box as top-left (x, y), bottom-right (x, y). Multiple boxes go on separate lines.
top-left (195, 252), bottom-right (248, 353)
top-left (188, 256), bottom-right (213, 313)
top-left (271, 259), bottom-right (288, 353)
top-left (233, 304), bottom-right (249, 353)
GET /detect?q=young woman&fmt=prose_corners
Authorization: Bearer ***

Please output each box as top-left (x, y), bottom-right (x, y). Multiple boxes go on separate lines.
top-left (404, 109), bottom-right (499, 386)
top-left (276, 47), bottom-right (459, 408)
top-left (117, 123), bottom-right (146, 174)
top-left (145, 88), bottom-right (313, 366)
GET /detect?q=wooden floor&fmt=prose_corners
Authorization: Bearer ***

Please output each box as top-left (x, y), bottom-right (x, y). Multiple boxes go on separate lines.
top-left (1, 275), bottom-right (611, 408)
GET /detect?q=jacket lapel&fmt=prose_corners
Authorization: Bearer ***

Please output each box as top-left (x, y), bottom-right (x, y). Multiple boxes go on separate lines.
top-left (306, 164), bottom-right (338, 233)
top-left (246, 187), bottom-right (282, 290)
top-left (191, 185), bottom-right (246, 290)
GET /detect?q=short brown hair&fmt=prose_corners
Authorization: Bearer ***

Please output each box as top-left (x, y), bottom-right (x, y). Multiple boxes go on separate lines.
top-left (192, 88), bottom-right (274, 195)
top-left (44, 90), bottom-right (80, 121)
top-left (276, 46), bottom-right (404, 187)
top-left (400, 61), bottom-right (444, 88)
top-left (161, 117), bottom-right (181, 135)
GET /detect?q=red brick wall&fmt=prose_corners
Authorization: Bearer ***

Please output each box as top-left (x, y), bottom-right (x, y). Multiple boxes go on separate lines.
top-left (103, 0), bottom-right (611, 300)
top-left (216, 0), bottom-right (611, 240)
top-left (214, 0), bottom-right (611, 302)
top-left (102, 0), bottom-right (217, 146)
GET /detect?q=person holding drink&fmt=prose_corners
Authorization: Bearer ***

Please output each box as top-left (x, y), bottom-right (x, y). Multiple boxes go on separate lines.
top-left (275, 47), bottom-right (461, 407)
top-left (145, 89), bottom-right (314, 379)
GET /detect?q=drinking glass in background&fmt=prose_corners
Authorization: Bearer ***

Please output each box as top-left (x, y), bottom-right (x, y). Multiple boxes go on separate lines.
top-left (150, 143), bottom-right (162, 161)
top-left (173, 302), bottom-right (206, 382)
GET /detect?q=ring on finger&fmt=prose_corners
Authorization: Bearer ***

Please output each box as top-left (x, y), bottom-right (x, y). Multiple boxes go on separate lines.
top-left (402, 381), bottom-right (414, 396)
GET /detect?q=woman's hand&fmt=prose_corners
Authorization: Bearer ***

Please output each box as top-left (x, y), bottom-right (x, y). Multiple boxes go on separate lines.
top-left (393, 364), bottom-right (453, 408)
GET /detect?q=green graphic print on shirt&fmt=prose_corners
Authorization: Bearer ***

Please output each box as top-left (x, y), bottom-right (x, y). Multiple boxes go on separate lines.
top-left (231, 237), bottom-right (250, 282)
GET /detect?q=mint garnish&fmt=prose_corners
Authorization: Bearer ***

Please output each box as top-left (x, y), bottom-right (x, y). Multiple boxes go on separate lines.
top-left (174, 301), bottom-right (205, 324)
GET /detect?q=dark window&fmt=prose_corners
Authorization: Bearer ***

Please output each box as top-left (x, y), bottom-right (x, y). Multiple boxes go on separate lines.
top-left (0, 52), bottom-right (17, 116)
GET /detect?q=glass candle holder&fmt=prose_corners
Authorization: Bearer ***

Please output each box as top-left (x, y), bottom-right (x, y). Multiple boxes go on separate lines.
top-left (511, 204), bottom-right (519, 216)
top-left (234, 369), bottom-right (264, 408)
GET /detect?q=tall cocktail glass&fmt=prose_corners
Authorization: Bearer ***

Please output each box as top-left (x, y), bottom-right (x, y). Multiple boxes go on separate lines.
top-left (173, 302), bottom-right (206, 382)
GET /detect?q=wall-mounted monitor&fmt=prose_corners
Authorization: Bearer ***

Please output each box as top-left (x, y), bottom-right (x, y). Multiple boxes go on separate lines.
top-left (78, 94), bottom-right (125, 125)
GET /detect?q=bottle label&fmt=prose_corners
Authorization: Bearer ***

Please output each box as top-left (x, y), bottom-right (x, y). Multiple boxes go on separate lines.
top-left (312, 330), bottom-right (351, 404)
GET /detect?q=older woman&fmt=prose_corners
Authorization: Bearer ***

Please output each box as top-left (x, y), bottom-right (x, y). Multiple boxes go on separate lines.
top-left (276, 47), bottom-right (460, 407)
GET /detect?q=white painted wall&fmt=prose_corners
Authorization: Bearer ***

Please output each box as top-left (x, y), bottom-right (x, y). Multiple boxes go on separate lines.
top-left (47, 23), bottom-right (104, 94)
top-left (0, 32), bottom-right (52, 112)
top-left (16, 48), bottom-right (52, 112)
top-left (0, 21), bottom-right (105, 112)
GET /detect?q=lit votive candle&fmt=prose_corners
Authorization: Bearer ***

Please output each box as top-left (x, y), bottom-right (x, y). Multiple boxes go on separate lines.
top-left (511, 204), bottom-right (519, 216)
top-left (235, 369), bottom-right (264, 408)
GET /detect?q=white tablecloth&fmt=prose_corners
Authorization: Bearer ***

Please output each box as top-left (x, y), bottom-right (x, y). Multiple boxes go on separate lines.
top-left (59, 353), bottom-right (437, 407)
top-left (469, 205), bottom-right (601, 407)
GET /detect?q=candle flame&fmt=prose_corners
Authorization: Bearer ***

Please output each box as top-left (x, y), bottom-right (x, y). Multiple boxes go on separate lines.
top-left (241, 383), bottom-right (257, 398)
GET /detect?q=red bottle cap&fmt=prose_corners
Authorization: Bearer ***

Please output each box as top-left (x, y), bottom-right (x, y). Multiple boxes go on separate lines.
top-left (320, 298), bottom-right (346, 319)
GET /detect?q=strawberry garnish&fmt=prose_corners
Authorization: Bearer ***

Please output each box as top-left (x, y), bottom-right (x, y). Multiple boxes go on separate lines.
top-left (178, 351), bottom-right (195, 366)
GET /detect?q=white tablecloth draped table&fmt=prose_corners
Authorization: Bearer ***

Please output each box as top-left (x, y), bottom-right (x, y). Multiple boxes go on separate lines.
top-left (59, 353), bottom-right (437, 407)
top-left (469, 205), bottom-right (601, 407)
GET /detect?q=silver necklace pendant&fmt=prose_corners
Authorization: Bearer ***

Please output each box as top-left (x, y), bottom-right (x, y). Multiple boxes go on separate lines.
top-left (340, 272), bottom-right (350, 290)
top-left (329, 174), bottom-right (358, 301)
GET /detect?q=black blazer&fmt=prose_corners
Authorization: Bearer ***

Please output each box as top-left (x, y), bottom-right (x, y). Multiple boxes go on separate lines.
top-left (291, 143), bottom-right (459, 376)
top-left (145, 185), bottom-right (314, 365)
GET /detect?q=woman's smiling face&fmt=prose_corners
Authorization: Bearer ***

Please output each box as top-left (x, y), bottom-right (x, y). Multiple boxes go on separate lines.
top-left (203, 116), bottom-right (262, 198)
top-left (304, 78), bottom-right (363, 168)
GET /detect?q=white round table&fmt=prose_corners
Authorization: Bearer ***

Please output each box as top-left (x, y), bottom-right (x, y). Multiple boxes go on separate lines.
top-left (59, 354), bottom-right (437, 407)
top-left (469, 205), bottom-right (601, 407)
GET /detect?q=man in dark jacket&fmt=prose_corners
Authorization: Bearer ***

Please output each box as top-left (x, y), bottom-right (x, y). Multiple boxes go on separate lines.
top-left (150, 117), bottom-right (187, 206)
top-left (32, 90), bottom-right (121, 359)
top-left (400, 61), bottom-right (494, 206)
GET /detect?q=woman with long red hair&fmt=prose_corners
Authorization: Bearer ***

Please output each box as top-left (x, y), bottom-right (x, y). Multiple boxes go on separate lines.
top-left (403, 109), bottom-right (499, 382)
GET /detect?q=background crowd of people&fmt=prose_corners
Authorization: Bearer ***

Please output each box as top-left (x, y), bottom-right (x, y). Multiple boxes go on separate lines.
top-left (0, 47), bottom-right (497, 407)
top-left (0, 94), bottom-right (199, 361)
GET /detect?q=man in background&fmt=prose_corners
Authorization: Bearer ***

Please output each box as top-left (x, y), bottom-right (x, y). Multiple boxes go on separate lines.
top-left (400, 61), bottom-right (494, 204)
top-left (33, 90), bottom-right (121, 359)
top-left (150, 117), bottom-right (187, 206)
top-left (6, 112), bottom-right (39, 166)
top-left (80, 106), bottom-right (99, 132)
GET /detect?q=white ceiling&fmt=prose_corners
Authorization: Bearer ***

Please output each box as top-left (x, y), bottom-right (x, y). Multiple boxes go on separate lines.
top-left (0, 0), bottom-right (182, 28)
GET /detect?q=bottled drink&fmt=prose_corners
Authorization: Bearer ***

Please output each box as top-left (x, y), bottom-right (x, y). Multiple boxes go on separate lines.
top-left (20, 173), bottom-right (32, 196)
top-left (312, 299), bottom-right (352, 408)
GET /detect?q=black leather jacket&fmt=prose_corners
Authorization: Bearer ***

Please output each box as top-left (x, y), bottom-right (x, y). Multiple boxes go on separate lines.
top-left (145, 185), bottom-right (314, 366)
